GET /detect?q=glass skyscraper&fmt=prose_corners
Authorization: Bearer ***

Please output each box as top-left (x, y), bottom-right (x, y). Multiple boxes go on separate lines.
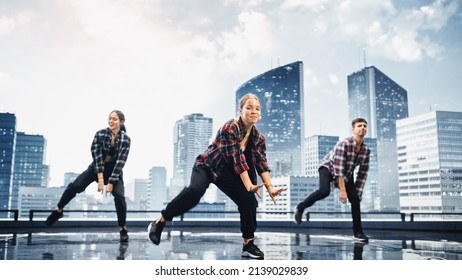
top-left (348, 66), bottom-right (409, 211)
top-left (397, 110), bottom-right (462, 214)
top-left (304, 135), bottom-right (339, 177)
top-left (149, 166), bottom-right (167, 211)
top-left (171, 113), bottom-right (213, 199)
top-left (11, 132), bottom-right (47, 211)
top-left (0, 113), bottom-right (16, 217)
top-left (236, 61), bottom-right (305, 176)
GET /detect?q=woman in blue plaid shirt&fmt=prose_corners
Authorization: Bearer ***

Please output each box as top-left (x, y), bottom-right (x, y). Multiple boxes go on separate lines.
top-left (45, 110), bottom-right (131, 243)
top-left (148, 93), bottom-right (286, 259)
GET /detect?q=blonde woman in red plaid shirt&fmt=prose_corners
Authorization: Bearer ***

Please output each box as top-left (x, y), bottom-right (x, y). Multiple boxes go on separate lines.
top-left (148, 93), bottom-right (286, 259)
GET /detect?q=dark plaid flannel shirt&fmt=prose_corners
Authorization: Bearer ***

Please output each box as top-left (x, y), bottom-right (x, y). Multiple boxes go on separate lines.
top-left (195, 118), bottom-right (270, 182)
top-left (91, 128), bottom-right (131, 185)
top-left (320, 136), bottom-right (370, 199)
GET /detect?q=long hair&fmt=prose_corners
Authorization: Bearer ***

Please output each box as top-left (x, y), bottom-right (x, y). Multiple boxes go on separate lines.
top-left (238, 93), bottom-right (260, 111)
top-left (234, 93), bottom-right (260, 135)
top-left (111, 110), bottom-right (127, 132)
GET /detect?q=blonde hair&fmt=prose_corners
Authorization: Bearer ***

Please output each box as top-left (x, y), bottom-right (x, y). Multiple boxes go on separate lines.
top-left (238, 93), bottom-right (260, 110)
top-left (234, 93), bottom-right (260, 131)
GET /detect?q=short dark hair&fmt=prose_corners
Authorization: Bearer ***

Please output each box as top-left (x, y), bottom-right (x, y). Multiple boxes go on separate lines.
top-left (352, 118), bottom-right (367, 128)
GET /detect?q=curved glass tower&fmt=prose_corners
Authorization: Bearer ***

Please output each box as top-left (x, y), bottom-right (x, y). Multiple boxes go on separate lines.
top-left (236, 61), bottom-right (305, 176)
top-left (348, 66), bottom-right (409, 210)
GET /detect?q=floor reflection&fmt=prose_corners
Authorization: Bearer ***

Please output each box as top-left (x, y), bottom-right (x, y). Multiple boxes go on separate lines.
top-left (1, 227), bottom-right (461, 260)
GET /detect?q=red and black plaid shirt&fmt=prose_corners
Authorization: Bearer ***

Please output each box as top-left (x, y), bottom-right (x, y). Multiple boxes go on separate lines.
top-left (195, 118), bottom-right (270, 182)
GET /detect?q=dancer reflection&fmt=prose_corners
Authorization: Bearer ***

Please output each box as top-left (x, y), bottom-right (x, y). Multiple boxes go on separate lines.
top-left (354, 242), bottom-right (365, 260)
top-left (147, 93), bottom-right (286, 259)
top-left (45, 110), bottom-right (131, 243)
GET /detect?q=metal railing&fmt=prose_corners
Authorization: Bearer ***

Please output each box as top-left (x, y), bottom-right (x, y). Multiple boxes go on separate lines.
top-left (409, 212), bottom-right (462, 222)
top-left (305, 211), bottom-right (406, 222)
top-left (0, 209), bottom-right (459, 222)
top-left (0, 210), bottom-right (19, 221)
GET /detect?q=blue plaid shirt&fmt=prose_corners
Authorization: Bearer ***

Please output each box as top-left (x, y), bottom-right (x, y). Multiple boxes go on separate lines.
top-left (91, 128), bottom-right (131, 184)
top-left (195, 118), bottom-right (270, 182)
top-left (320, 136), bottom-right (370, 198)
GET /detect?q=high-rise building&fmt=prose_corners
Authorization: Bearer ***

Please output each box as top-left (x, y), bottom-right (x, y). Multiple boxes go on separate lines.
top-left (264, 176), bottom-right (340, 220)
top-left (362, 137), bottom-right (378, 212)
top-left (304, 135), bottom-right (339, 177)
top-left (64, 172), bottom-right (80, 187)
top-left (0, 113), bottom-right (16, 216)
top-left (131, 178), bottom-right (149, 213)
top-left (236, 61), bottom-right (305, 177)
top-left (148, 166), bottom-right (167, 211)
top-left (11, 132), bottom-right (47, 211)
top-left (348, 66), bottom-right (409, 210)
top-left (171, 113), bottom-right (213, 199)
top-left (397, 110), bottom-right (462, 214)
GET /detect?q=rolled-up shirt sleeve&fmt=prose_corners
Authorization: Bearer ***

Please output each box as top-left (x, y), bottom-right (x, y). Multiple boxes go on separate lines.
top-left (331, 142), bottom-right (347, 178)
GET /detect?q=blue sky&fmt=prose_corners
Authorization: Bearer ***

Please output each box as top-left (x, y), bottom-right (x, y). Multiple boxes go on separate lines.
top-left (1, 0), bottom-right (461, 186)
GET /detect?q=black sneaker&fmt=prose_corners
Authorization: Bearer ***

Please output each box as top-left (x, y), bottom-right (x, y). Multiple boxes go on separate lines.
top-left (147, 220), bottom-right (165, 245)
top-left (294, 207), bottom-right (304, 224)
top-left (45, 210), bottom-right (63, 226)
top-left (119, 228), bottom-right (129, 243)
top-left (241, 240), bottom-right (264, 259)
top-left (354, 232), bottom-right (369, 242)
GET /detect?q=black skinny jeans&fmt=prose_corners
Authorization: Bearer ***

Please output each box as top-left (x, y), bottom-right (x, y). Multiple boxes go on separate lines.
top-left (57, 164), bottom-right (127, 227)
top-left (161, 165), bottom-right (258, 240)
top-left (297, 167), bottom-right (363, 234)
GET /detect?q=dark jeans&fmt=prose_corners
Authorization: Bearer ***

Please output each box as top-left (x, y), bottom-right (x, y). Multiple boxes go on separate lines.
top-left (297, 167), bottom-right (363, 234)
top-left (162, 165), bottom-right (258, 239)
top-left (57, 164), bottom-right (127, 227)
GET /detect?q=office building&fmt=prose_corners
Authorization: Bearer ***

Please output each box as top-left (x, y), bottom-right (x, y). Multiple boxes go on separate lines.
top-left (171, 113), bottom-right (213, 199)
top-left (130, 178), bottom-right (149, 216)
top-left (149, 166), bottom-right (167, 211)
top-left (397, 110), bottom-right (462, 214)
top-left (304, 135), bottom-right (339, 177)
top-left (262, 176), bottom-right (341, 220)
top-left (236, 61), bottom-right (305, 176)
top-left (11, 132), bottom-right (48, 211)
top-left (0, 113), bottom-right (16, 216)
top-left (348, 66), bottom-right (409, 210)
top-left (64, 172), bottom-right (80, 187)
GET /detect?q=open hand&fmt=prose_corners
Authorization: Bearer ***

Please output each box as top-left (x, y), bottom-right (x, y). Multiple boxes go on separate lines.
top-left (248, 183), bottom-right (264, 199)
top-left (268, 186), bottom-right (288, 204)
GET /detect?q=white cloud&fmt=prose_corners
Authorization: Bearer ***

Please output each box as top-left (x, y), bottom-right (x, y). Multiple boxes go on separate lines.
top-left (1, 0), bottom-right (460, 186)
top-left (328, 74), bottom-right (339, 85)
top-left (0, 11), bottom-right (34, 36)
top-left (218, 10), bottom-right (275, 67)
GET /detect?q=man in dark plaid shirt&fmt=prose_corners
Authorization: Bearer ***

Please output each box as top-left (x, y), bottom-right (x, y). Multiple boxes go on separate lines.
top-left (294, 118), bottom-right (371, 242)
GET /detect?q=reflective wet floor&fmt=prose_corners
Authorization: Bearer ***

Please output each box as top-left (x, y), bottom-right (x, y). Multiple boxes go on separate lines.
top-left (1, 227), bottom-right (461, 260)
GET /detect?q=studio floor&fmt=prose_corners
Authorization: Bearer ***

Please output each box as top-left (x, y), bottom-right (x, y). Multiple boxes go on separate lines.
top-left (1, 226), bottom-right (461, 260)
